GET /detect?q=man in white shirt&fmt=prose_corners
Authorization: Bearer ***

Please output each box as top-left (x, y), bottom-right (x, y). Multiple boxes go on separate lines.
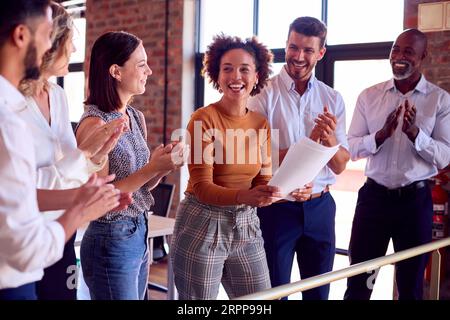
top-left (345, 29), bottom-right (450, 300)
top-left (0, 0), bottom-right (126, 300)
top-left (248, 16), bottom-right (350, 300)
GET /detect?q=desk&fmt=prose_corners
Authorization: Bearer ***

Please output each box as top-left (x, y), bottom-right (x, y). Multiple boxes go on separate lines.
top-left (147, 215), bottom-right (177, 300)
top-left (148, 215), bottom-right (175, 242)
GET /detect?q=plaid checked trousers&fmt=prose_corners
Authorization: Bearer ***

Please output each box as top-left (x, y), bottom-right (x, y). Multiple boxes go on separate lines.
top-left (171, 194), bottom-right (271, 300)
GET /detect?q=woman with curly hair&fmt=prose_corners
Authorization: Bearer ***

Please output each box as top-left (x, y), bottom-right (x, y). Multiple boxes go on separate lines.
top-left (171, 34), bottom-right (281, 300)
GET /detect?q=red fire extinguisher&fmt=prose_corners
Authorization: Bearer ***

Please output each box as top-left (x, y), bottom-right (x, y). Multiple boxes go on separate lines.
top-left (425, 172), bottom-right (449, 282)
top-left (432, 173), bottom-right (449, 240)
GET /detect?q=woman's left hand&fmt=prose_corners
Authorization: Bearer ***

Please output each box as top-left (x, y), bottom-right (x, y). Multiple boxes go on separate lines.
top-left (81, 118), bottom-right (127, 164)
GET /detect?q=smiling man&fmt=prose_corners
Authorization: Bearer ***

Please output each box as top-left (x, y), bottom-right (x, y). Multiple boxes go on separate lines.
top-left (248, 16), bottom-right (350, 300)
top-left (345, 29), bottom-right (450, 300)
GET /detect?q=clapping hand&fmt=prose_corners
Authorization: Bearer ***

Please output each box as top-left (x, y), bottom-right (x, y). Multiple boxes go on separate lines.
top-left (73, 173), bottom-right (131, 222)
top-left (402, 99), bottom-right (419, 142)
top-left (310, 106), bottom-right (338, 146)
top-left (86, 173), bottom-right (133, 211)
top-left (148, 141), bottom-right (189, 175)
top-left (375, 105), bottom-right (402, 147)
top-left (78, 118), bottom-right (127, 165)
top-left (170, 141), bottom-right (190, 167)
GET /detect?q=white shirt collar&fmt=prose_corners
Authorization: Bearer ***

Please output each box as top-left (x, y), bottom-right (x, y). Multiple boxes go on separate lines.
top-left (385, 74), bottom-right (429, 95)
top-left (279, 66), bottom-right (315, 93)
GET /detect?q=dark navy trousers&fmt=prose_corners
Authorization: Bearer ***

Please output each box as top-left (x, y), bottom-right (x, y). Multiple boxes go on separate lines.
top-left (257, 192), bottom-right (336, 300)
top-left (0, 283), bottom-right (36, 300)
top-left (36, 233), bottom-right (77, 300)
top-left (344, 180), bottom-right (432, 300)
top-left (0, 234), bottom-right (77, 300)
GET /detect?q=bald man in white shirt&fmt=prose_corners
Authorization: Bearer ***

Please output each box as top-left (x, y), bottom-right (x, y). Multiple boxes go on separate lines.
top-left (0, 0), bottom-right (128, 300)
top-left (345, 29), bottom-right (450, 300)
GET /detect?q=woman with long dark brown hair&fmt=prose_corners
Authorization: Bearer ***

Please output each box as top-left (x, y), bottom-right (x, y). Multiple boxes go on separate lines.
top-left (76, 31), bottom-right (187, 300)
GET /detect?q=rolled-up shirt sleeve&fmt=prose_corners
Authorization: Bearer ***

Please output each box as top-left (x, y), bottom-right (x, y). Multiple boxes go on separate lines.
top-left (34, 84), bottom-right (91, 189)
top-left (34, 99), bottom-right (90, 189)
top-left (0, 120), bottom-right (65, 272)
top-left (414, 101), bottom-right (450, 169)
top-left (334, 92), bottom-right (349, 151)
top-left (36, 148), bottom-right (89, 189)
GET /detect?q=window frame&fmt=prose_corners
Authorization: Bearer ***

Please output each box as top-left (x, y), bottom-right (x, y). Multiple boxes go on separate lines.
top-left (57, 1), bottom-right (86, 95)
top-left (194, 0), bottom-right (394, 108)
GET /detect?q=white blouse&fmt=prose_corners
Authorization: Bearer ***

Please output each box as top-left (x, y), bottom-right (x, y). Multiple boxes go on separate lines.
top-left (17, 83), bottom-right (95, 220)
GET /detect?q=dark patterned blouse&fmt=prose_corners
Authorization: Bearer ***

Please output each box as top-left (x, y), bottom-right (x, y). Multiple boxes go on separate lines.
top-left (78, 105), bottom-right (154, 222)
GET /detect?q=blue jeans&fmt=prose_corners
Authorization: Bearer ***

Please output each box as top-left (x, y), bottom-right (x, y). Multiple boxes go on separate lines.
top-left (80, 213), bottom-right (149, 300)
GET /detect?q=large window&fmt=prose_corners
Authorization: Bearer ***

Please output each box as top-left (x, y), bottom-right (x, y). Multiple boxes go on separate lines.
top-left (199, 0), bottom-right (254, 52)
top-left (257, 0), bottom-right (322, 49)
top-left (196, 0), bottom-right (404, 300)
top-left (327, 0), bottom-right (404, 45)
top-left (196, 0), bottom-right (404, 108)
top-left (59, 0), bottom-right (86, 123)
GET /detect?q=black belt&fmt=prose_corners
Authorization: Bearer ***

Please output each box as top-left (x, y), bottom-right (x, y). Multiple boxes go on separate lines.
top-left (366, 177), bottom-right (427, 197)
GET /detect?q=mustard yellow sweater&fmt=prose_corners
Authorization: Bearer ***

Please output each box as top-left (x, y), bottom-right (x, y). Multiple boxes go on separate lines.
top-left (185, 104), bottom-right (272, 206)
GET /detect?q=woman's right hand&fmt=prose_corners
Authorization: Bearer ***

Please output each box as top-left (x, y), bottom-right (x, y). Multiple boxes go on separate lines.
top-left (78, 118), bottom-right (126, 161)
top-left (73, 173), bottom-right (125, 223)
top-left (237, 185), bottom-right (282, 207)
top-left (146, 142), bottom-right (189, 175)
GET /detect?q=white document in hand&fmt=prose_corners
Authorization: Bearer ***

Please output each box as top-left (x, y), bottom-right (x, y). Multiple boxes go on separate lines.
top-left (268, 137), bottom-right (340, 200)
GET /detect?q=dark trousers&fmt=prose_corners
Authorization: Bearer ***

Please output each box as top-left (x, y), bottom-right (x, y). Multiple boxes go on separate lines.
top-left (344, 180), bottom-right (432, 300)
top-left (258, 193), bottom-right (336, 300)
top-left (36, 233), bottom-right (77, 300)
top-left (0, 283), bottom-right (36, 300)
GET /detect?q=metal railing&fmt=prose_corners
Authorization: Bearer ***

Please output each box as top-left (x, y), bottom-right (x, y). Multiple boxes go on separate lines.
top-left (234, 237), bottom-right (450, 300)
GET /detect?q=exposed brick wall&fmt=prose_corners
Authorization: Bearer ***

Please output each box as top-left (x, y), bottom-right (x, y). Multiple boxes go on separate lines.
top-left (404, 0), bottom-right (450, 92)
top-left (85, 0), bottom-right (184, 217)
top-left (83, 1), bottom-right (449, 219)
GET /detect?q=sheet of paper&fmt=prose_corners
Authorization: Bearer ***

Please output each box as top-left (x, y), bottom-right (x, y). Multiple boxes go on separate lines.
top-left (268, 137), bottom-right (340, 200)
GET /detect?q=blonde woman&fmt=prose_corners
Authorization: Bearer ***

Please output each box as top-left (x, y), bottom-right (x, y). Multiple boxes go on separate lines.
top-left (17, 2), bottom-right (126, 299)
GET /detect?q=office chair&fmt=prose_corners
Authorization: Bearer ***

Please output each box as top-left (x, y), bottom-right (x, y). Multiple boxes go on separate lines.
top-left (148, 182), bottom-right (175, 293)
top-left (71, 122), bottom-right (78, 133)
top-left (149, 182), bottom-right (175, 260)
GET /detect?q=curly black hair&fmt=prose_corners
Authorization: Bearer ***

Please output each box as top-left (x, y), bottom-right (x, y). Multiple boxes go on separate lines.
top-left (202, 34), bottom-right (273, 96)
